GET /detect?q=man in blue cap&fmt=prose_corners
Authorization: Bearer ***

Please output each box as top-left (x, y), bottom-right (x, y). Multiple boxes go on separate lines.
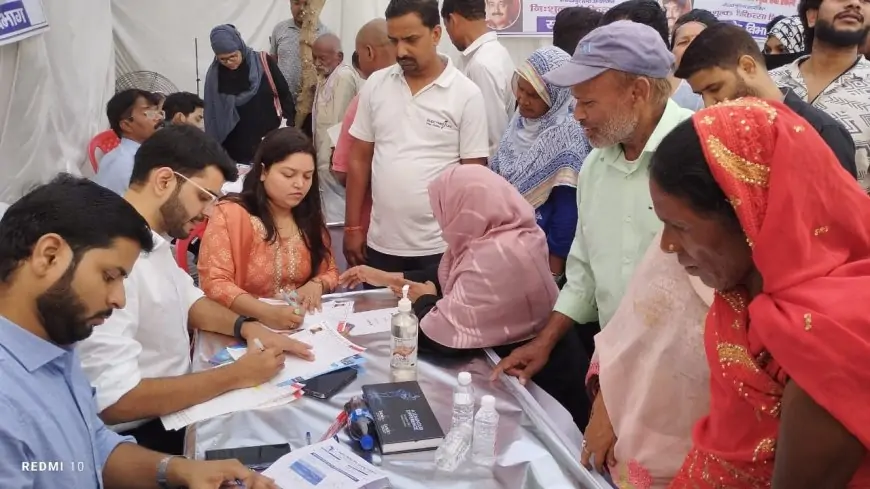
top-left (493, 20), bottom-right (694, 460)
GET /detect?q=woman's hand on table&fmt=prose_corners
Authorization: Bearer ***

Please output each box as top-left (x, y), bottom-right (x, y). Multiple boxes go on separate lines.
top-left (295, 280), bottom-right (324, 312)
top-left (581, 391), bottom-right (617, 474)
top-left (242, 323), bottom-right (314, 361)
top-left (169, 457), bottom-right (278, 489)
top-left (340, 265), bottom-right (403, 289)
top-left (261, 305), bottom-right (304, 331)
top-left (490, 339), bottom-right (554, 385)
top-left (389, 280), bottom-right (437, 302)
top-left (228, 347), bottom-right (285, 389)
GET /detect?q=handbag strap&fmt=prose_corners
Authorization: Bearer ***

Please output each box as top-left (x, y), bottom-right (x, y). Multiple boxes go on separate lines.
top-left (259, 51), bottom-right (282, 118)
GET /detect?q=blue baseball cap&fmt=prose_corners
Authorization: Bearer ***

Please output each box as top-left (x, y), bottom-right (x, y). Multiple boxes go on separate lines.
top-left (543, 20), bottom-right (676, 87)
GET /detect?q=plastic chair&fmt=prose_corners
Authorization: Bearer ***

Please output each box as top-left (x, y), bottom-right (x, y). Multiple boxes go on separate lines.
top-left (175, 220), bottom-right (208, 272)
top-left (87, 130), bottom-right (121, 173)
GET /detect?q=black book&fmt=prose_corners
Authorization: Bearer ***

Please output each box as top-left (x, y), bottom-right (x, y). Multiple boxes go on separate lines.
top-left (361, 381), bottom-right (445, 454)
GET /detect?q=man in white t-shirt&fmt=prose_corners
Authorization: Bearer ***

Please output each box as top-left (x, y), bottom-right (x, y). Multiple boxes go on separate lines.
top-left (343, 0), bottom-right (489, 273)
top-left (442, 0), bottom-right (516, 155)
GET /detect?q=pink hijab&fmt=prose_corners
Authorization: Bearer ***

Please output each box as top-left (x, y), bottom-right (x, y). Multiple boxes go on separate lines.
top-left (421, 165), bottom-right (558, 349)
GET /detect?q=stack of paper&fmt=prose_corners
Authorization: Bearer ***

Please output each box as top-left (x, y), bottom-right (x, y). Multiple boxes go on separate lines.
top-left (229, 324), bottom-right (366, 385)
top-left (343, 308), bottom-right (398, 336)
top-left (263, 439), bottom-right (390, 489)
top-left (161, 380), bottom-right (304, 431)
top-left (259, 298), bottom-right (355, 331)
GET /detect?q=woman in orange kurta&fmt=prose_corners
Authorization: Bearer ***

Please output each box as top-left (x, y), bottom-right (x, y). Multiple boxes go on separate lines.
top-left (199, 127), bottom-right (338, 330)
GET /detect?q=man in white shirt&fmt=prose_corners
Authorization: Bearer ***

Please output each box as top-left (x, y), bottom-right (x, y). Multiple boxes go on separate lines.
top-left (77, 125), bottom-right (313, 455)
top-left (94, 89), bottom-right (164, 195)
top-left (343, 0), bottom-right (489, 273)
top-left (312, 33), bottom-right (363, 223)
top-left (441, 0), bottom-right (515, 155)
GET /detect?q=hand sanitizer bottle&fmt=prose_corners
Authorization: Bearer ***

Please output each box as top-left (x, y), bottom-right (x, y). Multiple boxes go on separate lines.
top-left (390, 284), bottom-right (418, 380)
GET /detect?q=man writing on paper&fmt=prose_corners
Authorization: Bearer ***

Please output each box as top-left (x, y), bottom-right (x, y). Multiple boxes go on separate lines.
top-left (77, 126), bottom-right (314, 455)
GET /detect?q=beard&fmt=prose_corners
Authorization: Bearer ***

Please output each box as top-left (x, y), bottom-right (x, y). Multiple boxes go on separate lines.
top-left (731, 76), bottom-right (761, 99)
top-left (586, 103), bottom-right (640, 148)
top-left (36, 261), bottom-right (112, 346)
top-left (160, 187), bottom-right (195, 240)
top-left (815, 17), bottom-right (869, 48)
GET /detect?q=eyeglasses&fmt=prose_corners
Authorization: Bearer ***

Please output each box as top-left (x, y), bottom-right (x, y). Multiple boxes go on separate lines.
top-left (145, 109), bottom-right (165, 120)
top-left (217, 53), bottom-right (241, 65)
top-left (173, 171), bottom-right (220, 215)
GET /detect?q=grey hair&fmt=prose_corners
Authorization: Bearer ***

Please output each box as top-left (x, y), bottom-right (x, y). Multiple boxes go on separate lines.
top-left (615, 71), bottom-right (672, 107)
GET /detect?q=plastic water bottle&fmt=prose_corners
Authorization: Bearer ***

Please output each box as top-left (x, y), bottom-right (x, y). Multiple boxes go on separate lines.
top-left (450, 371), bottom-right (475, 430)
top-left (344, 396), bottom-right (377, 452)
top-left (434, 423), bottom-right (473, 472)
top-left (390, 284), bottom-right (418, 381)
top-left (471, 395), bottom-right (499, 466)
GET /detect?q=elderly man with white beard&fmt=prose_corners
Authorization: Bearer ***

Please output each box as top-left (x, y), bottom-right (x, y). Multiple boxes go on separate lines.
top-left (493, 20), bottom-right (693, 383)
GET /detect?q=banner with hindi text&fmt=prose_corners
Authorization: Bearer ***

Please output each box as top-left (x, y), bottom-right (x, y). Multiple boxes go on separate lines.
top-left (0, 0), bottom-right (49, 47)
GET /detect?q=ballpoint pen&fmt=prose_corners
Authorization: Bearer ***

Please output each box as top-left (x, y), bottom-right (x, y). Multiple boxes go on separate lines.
top-left (252, 338), bottom-right (265, 352)
top-left (306, 432), bottom-right (312, 445)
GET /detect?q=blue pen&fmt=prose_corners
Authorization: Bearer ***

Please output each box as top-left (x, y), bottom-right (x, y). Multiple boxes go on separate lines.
top-left (306, 431), bottom-right (312, 445)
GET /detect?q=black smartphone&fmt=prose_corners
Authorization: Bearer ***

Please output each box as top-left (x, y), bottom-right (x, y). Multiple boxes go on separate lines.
top-left (204, 443), bottom-right (290, 471)
top-left (303, 367), bottom-right (358, 399)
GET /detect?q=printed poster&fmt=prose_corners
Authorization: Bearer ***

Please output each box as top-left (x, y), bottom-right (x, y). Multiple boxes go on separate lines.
top-left (488, 0), bottom-right (798, 40)
top-left (0, 0), bottom-right (49, 46)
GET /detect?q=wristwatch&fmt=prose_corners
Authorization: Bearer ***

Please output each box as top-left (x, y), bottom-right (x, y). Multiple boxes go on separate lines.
top-left (157, 455), bottom-right (183, 488)
top-left (233, 315), bottom-right (258, 342)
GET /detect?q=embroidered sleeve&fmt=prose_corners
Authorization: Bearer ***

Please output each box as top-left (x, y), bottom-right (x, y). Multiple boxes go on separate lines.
top-left (198, 206), bottom-right (250, 308)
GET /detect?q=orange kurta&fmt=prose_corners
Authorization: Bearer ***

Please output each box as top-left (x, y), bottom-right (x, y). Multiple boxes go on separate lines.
top-left (198, 201), bottom-right (339, 308)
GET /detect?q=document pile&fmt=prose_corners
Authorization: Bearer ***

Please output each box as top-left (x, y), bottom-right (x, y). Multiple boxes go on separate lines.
top-left (262, 439), bottom-right (390, 489)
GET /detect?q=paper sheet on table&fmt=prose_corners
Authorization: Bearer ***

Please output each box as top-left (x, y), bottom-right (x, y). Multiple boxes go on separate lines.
top-left (161, 381), bottom-right (303, 431)
top-left (259, 298), bottom-right (354, 330)
top-left (326, 122), bottom-right (343, 147)
top-left (345, 308), bottom-right (398, 336)
top-left (229, 324), bottom-right (365, 383)
top-left (262, 439), bottom-right (390, 489)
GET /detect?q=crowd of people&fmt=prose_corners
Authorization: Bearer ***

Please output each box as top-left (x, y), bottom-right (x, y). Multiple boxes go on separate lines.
top-left (2, 0), bottom-right (870, 487)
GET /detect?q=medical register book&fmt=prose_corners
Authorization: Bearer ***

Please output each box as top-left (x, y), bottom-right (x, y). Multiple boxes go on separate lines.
top-left (362, 381), bottom-right (444, 454)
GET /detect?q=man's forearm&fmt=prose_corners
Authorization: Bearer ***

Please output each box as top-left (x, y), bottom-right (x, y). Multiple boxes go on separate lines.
top-left (535, 311), bottom-right (574, 349)
top-left (100, 368), bottom-right (242, 425)
top-left (345, 151), bottom-right (372, 226)
top-left (188, 297), bottom-right (238, 337)
top-left (103, 443), bottom-right (198, 489)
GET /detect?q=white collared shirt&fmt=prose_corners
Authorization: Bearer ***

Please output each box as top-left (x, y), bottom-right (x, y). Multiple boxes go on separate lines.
top-left (350, 56), bottom-right (489, 257)
top-left (77, 231), bottom-right (204, 432)
top-left (459, 31), bottom-right (516, 156)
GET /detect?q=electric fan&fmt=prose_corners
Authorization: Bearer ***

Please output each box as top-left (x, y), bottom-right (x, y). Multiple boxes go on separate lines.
top-left (115, 71), bottom-right (179, 95)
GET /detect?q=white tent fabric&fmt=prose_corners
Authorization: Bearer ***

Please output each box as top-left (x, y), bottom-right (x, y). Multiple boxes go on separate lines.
top-left (0, 0), bottom-right (547, 202)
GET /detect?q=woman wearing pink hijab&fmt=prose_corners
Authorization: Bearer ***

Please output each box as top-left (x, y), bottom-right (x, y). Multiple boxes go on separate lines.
top-left (341, 164), bottom-right (590, 428)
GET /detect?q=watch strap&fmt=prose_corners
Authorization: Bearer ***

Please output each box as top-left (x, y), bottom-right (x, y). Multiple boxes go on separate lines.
top-left (157, 455), bottom-right (182, 488)
top-left (233, 315), bottom-right (257, 341)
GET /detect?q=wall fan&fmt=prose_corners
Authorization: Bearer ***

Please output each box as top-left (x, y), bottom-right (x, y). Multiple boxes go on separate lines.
top-left (115, 71), bottom-right (179, 94)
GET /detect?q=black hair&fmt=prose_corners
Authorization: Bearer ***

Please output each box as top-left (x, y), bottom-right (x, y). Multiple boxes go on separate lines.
top-left (650, 118), bottom-right (738, 225)
top-left (225, 128), bottom-right (330, 284)
top-left (798, 0), bottom-right (821, 51)
top-left (162, 92), bottom-right (205, 121)
top-left (440, 0), bottom-right (486, 21)
top-left (0, 174), bottom-right (154, 283)
top-left (671, 9), bottom-right (719, 48)
top-left (675, 22), bottom-right (765, 79)
top-left (385, 0), bottom-right (441, 29)
top-left (600, 0), bottom-right (669, 47)
top-left (351, 51), bottom-right (360, 69)
top-left (106, 89), bottom-right (160, 138)
top-left (553, 7), bottom-right (604, 54)
top-left (129, 125), bottom-right (238, 187)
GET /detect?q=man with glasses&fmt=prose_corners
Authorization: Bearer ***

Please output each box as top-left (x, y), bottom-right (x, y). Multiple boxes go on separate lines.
top-left (77, 126), bottom-right (315, 455)
top-left (94, 89), bottom-right (165, 195)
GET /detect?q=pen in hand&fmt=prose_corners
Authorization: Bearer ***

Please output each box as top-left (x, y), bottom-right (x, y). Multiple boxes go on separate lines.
top-left (252, 338), bottom-right (265, 352)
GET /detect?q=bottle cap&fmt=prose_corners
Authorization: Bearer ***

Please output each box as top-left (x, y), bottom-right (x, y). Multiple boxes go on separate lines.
top-left (458, 371), bottom-right (471, 385)
top-left (360, 434), bottom-right (375, 451)
top-left (481, 395), bottom-right (495, 409)
top-left (397, 284), bottom-right (412, 313)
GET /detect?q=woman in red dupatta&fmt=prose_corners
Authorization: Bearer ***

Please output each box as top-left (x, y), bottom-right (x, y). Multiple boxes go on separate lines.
top-left (648, 97), bottom-right (870, 488)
